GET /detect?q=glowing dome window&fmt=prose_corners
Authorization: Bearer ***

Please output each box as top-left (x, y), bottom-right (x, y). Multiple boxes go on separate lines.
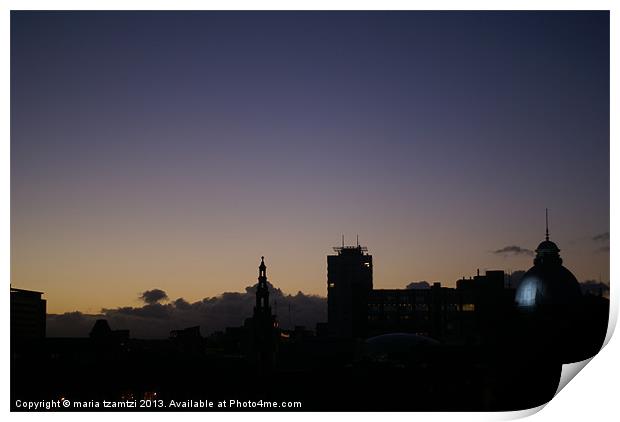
top-left (516, 278), bottom-right (542, 307)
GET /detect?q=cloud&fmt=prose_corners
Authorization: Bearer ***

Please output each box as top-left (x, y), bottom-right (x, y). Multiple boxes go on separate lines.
top-left (589, 232), bottom-right (609, 253)
top-left (105, 303), bottom-right (172, 319)
top-left (492, 246), bottom-right (534, 256)
top-left (139, 289), bottom-right (169, 304)
top-left (47, 282), bottom-right (327, 339)
top-left (173, 297), bottom-right (191, 310)
top-left (46, 311), bottom-right (100, 338)
top-left (406, 281), bottom-right (431, 290)
top-left (592, 232), bottom-right (609, 242)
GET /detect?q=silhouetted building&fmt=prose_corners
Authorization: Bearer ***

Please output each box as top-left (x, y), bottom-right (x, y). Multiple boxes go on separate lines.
top-left (515, 217), bottom-right (582, 308)
top-left (315, 322), bottom-right (329, 338)
top-left (513, 211), bottom-right (596, 362)
top-left (244, 257), bottom-right (279, 367)
top-left (580, 280), bottom-right (610, 298)
top-left (327, 242), bottom-right (373, 338)
top-left (368, 272), bottom-right (512, 343)
top-left (326, 240), bottom-right (513, 342)
top-left (457, 269), bottom-right (504, 292)
top-left (170, 326), bottom-right (203, 355)
top-left (10, 287), bottom-right (46, 340)
top-left (90, 319), bottom-right (113, 338)
top-left (368, 283), bottom-right (461, 340)
top-left (170, 326), bottom-right (201, 340)
top-left (456, 269), bottom-right (514, 320)
top-left (455, 270), bottom-right (516, 344)
top-left (89, 319), bottom-right (130, 342)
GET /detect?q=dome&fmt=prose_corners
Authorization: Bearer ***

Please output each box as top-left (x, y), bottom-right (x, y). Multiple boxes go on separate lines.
top-left (515, 264), bottom-right (582, 307)
top-left (533, 240), bottom-right (562, 266)
top-left (516, 235), bottom-right (582, 308)
top-left (536, 240), bottom-right (560, 253)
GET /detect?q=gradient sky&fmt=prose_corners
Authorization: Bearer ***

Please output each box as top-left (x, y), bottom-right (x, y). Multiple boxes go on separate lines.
top-left (11, 11), bottom-right (609, 314)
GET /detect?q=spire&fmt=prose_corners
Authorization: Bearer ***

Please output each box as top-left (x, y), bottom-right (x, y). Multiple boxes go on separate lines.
top-left (255, 256), bottom-right (270, 314)
top-left (259, 256), bottom-right (266, 277)
top-left (535, 210), bottom-right (562, 266)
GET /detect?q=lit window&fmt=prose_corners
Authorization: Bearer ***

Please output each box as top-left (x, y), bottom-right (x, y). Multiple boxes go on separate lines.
top-left (328, 283), bottom-right (335, 288)
top-left (516, 278), bottom-right (540, 307)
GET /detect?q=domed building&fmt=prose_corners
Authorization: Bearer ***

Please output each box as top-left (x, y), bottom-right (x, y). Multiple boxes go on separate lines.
top-left (514, 211), bottom-right (589, 363)
top-left (515, 233), bottom-right (582, 309)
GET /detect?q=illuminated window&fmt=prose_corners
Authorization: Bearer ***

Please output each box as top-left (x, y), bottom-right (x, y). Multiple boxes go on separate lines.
top-left (516, 278), bottom-right (540, 307)
top-left (328, 282), bottom-right (335, 288)
top-left (462, 304), bottom-right (475, 312)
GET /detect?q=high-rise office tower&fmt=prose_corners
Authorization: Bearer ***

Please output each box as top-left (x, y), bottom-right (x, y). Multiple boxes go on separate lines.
top-left (327, 240), bottom-right (373, 338)
top-left (10, 287), bottom-right (46, 340)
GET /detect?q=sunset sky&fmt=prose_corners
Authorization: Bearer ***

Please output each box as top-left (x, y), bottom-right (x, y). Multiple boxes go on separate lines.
top-left (11, 11), bottom-right (609, 314)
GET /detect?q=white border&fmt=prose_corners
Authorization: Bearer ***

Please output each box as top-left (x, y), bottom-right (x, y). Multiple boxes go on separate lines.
top-left (3, 2), bottom-right (618, 421)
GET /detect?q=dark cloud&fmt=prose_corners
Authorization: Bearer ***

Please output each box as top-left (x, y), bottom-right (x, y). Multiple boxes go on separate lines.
top-left (140, 289), bottom-right (168, 304)
top-left (492, 246), bottom-right (533, 256)
top-left (104, 303), bottom-right (172, 319)
top-left (592, 232), bottom-right (609, 242)
top-left (46, 311), bottom-right (100, 337)
top-left (406, 281), bottom-right (431, 290)
top-left (173, 298), bottom-right (191, 310)
top-left (47, 282), bottom-right (327, 339)
top-left (590, 232), bottom-right (609, 253)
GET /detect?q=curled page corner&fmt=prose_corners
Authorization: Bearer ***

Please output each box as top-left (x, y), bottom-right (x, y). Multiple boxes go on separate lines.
top-left (602, 306), bottom-right (617, 349)
top-left (555, 357), bottom-right (593, 396)
top-left (504, 353), bottom-right (603, 420)
top-left (496, 403), bottom-right (548, 420)
top-left (553, 289), bottom-right (616, 401)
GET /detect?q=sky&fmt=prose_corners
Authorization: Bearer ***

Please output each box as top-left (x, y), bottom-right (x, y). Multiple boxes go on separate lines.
top-left (11, 11), bottom-right (609, 314)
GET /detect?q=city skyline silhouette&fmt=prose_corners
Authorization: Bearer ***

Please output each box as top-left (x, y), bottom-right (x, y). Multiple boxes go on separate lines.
top-left (11, 11), bottom-right (609, 315)
top-left (41, 239), bottom-right (609, 340)
top-left (12, 237), bottom-right (609, 411)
